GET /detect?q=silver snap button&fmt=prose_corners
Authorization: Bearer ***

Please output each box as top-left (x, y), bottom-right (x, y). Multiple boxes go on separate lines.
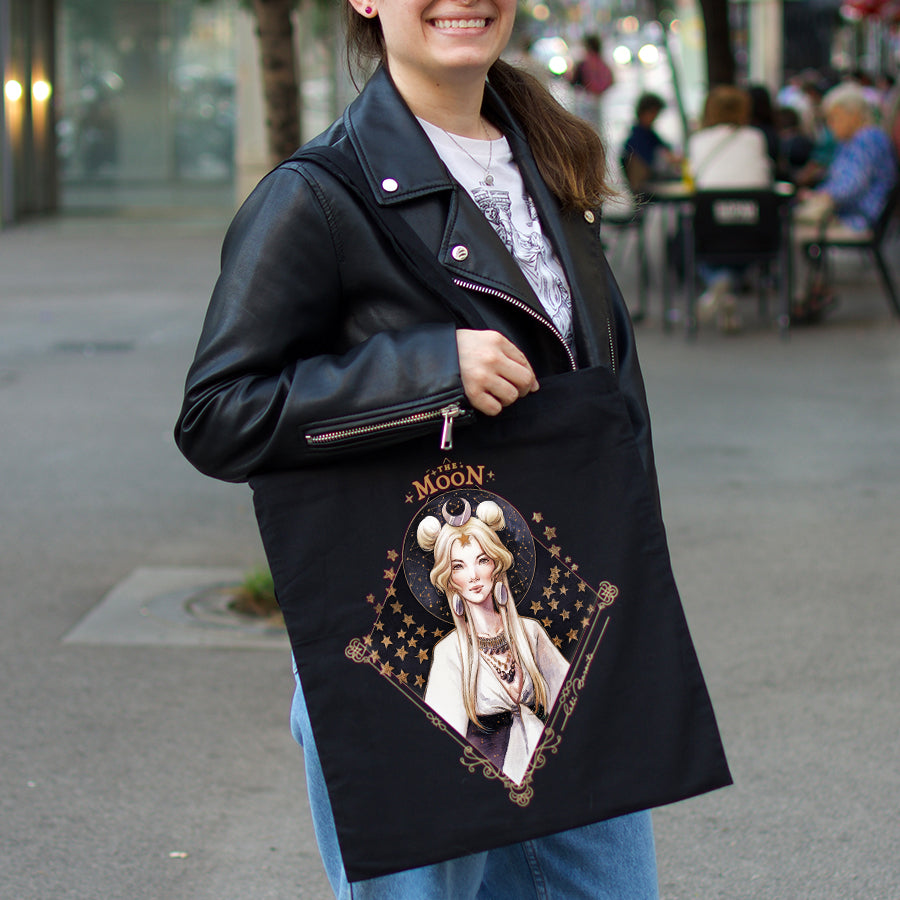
top-left (584, 210), bottom-right (595, 223)
top-left (451, 245), bottom-right (469, 261)
top-left (382, 178), bottom-right (399, 192)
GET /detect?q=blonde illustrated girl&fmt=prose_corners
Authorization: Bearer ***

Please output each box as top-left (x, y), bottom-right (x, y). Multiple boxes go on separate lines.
top-left (418, 499), bottom-right (569, 785)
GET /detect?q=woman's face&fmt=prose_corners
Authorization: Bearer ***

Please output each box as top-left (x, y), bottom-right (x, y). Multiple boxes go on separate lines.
top-left (352, 0), bottom-right (516, 91)
top-left (825, 105), bottom-right (863, 142)
top-left (449, 536), bottom-right (496, 607)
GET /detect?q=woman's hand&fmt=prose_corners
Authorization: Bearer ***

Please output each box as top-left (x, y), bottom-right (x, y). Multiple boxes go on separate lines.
top-left (456, 329), bottom-right (539, 416)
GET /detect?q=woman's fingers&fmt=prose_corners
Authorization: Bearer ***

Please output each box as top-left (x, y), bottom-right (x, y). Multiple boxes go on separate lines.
top-left (456, 329), bottom-right (539, 416)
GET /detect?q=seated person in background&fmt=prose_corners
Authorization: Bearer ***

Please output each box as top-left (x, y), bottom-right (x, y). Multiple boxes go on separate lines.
top-left (792, 83), bottom-right (898, 321)
top-left (774, 106), bottom-right (814, 182)
top-left (621, 93), bottom-right (681, 192)
top-left (687, 85), bottom-right (774, 331)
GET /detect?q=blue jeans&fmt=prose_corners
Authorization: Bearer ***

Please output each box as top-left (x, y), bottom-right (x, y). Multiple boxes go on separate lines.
top-left (290, 669), bottom-right (659, 900)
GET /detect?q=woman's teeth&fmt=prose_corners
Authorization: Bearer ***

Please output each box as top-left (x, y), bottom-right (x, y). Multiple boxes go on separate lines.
top-left (432, 18), bottom-right (487, 29)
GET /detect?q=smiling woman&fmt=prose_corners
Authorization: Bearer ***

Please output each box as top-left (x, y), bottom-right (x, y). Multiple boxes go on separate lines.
top-left (174, 0), bottom-right (729, 893)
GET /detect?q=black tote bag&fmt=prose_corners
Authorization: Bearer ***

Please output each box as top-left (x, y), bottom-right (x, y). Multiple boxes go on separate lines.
top-left (250, 365), bottom-right (731, 881)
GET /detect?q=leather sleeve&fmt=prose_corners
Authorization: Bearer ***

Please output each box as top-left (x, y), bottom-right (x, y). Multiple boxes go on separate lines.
top-left (174, 167), bottom-right (465, 483)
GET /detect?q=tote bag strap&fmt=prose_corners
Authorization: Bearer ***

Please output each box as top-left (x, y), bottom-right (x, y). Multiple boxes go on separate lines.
top-left (289, 147), bottom-right (490, 331)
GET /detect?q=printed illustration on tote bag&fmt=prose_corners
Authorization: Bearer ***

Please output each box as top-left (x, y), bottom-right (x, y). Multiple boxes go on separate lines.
top-left (345, 460), bottom-right (619, 803)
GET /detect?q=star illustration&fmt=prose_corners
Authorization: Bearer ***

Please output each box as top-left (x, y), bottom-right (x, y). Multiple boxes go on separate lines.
top-left (577, 582), bottom-right (587, 593)
top-left (385, 585), bottom-right (397, 598)
top-left (549, 544), bottom-right (561, 558)
top-left (549, 566), bottom-right (561, 584)
top-left (381, 662), bottom-right (394, 677)
top-left (552, 636), bottom-right (563, 648)
top-left (395, 646), bottom-right (408, 661)
top-left (407, 635), bottom-right (418, 648)
top-left (403, 613), bottom-right (415, 627)
top-left (374, 620), bottom-right (384, 631)
top-left (397, 670), bottom-right (408, 684)
top-left (542, 617), bottom-right (552, 628)
top-left (397, 628), bottom-right (406, 639)
top-left (566, 628), bottom-right (579, 642)
top-left (366, 594), bottom-right (375, 604)
top-left (416, 625), bottom-right (426, 637)
top-left (560, 609), bottom-right (570, 620)
top-left (363, 634), bottom-right (373, 646)
top-left (572, 563), bottom-right (579, 572)
top-left (530, 600), bottom-right (543, 614)
top-left (386, 549), bottom-right (398, 562)
top-left (381, 634), bottom-right (393, 648)
top-left (549, 598), bottom-right (559, 610)
top-left (375, 602), bottom-right (385, 613)
top-left (542, 586), bottom-right (554, 599)
top-left (575, 600), bottom-right (584, 611)
top-left (370, 650), bottom-right (380, 662)
top-left (433, 628), bottom-right (444, 638)
top-left (559, 585), bottom-right (568, 596)
top-left (391, 600), bottom-right (402, 614)
top-left (581, 616), bottom-right (591, 629)
top-left (532, 512), bottom-right (543, 523)
top-left (417, 649), bottom-right (429, 664)
top-left (383, 568), bottom-right (396, 581)
top-left (543, 526), bottom-right (557, 540)
top-left (405, 494), bottom-right (414, 504)
top-left (415, 675), bottom-right (426, 688)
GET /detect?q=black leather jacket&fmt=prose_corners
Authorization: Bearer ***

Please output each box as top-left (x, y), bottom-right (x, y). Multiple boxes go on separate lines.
top-left (175, 68), bottom-right (659, 509)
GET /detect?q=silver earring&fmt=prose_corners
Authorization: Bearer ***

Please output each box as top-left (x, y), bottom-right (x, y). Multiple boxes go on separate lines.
top-left (494, 582), bottom-right (508, 606)
top-left (452, 593), bottom-right (464, 617)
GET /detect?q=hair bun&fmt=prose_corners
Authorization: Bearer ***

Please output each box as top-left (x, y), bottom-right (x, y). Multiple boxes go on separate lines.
top-left (416, 515), bottom-right (441, 551)
top-left (475, 500), bottom-right (505, 531)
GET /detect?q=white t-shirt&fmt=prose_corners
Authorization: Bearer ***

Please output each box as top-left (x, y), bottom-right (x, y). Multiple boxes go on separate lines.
top-left (687, 125), bottom-right (773, 189)
top-left (418, 118), bottom-right (574, 348)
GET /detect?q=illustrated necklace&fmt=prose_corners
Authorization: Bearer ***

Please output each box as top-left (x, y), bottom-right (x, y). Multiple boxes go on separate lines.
top-left (477, 630), bottom-right (517, 683)
top-left (441, 120), bottom-right (496, 186)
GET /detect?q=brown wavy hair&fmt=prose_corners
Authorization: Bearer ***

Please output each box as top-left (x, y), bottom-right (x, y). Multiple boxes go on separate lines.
top-left (343, 7), bottom-right (612, 211)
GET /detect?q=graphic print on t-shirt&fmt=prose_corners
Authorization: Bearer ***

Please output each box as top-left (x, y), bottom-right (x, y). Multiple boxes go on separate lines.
top-left (470, 186), bottom-right (574, 347)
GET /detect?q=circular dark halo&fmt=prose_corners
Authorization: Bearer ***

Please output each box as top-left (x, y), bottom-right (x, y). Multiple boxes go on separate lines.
top-left (403, 489), bottom-right (536, 622)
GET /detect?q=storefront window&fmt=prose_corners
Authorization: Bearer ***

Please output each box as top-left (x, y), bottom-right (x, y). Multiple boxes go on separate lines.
top-left (57, 0), bottom-right (236, 208)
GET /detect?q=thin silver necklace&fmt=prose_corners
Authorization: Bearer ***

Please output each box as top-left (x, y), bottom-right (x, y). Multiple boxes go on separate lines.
top-left (440, 120), bottom-right (495, 186)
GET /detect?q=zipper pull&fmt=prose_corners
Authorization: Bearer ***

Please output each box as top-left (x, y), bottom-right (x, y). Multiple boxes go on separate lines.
top-left (439, 404), bottom-right (461, 450)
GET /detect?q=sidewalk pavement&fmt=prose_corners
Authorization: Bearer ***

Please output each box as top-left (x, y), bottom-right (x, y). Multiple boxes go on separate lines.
top-left (1, 209), bottom-right (898, 900)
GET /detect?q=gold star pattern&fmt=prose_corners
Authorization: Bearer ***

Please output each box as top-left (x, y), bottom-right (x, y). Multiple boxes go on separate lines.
top-left (549, 544), bottom-right (561, 558)
top-left (532, 512), bottom-right (543, 523)
top-left (383, 568), bottom-right (395, 581)
top-left (405, 494), bottom-right (414, 504)
top-left (407, 635), bottom-right (418, 648)
top-left (366, 594), bottom-right (375, 604)
top-left (381, 634), bottom-right (393, 648)
top-left (530, 600), bottom-right (543, 614)
top-left (415, 674), bottom-right (425, 688)
top-left (391, 600), bottom-right (402, 614)
top-left (370, 651), bottom-right (380, 662)
top-left (574, 600), bottom-right (583, 611)
top-left (397, 629), bottom-right (406, 640)
top-left (542, 585), bottom-right (554, 600)
top-left (581, 617), bottom-right (591, 629)
top-left (416, 625), bottom-right (426, 637)
top-left (397, 670), bottom-right (408, 684)
top-left (386, 549), bottom-right (398, 562)
top-left (433, 628), bottom-right (444, 638)
top-left (381, 662), bottom-right (394, 677)
top-left (559, 585), bottom-right (568, 596)
top-left (560, 609), bottom-right (570, 620)
top-left (403, 613), bottom-right (415, 627)
top-left (566, 628), bottom-right (578, 642)
top-left (417, 649), bottom-right (429, 664)
top-left (385, 585), bottom-right (397, 598)
top-left (395, 646), bottom-right (408, 661)
top-left (549, 566), bottom-right (561, 584)
top-left (542, 617), bottom-right (552, 628)
top-left (374, 620), bottom-right (384, 631)
top-left (549, 598), bottom-right (559, 610)
top-left (363, 635), bottom-right (373, 646)
top-left (543, 526), bottom-right (557, 540)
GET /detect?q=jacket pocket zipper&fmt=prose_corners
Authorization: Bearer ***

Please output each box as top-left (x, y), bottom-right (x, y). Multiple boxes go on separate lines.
top-left (306, 403), bottom-right (464, 451)
top-left (453, 277), bottom-right (616, 375)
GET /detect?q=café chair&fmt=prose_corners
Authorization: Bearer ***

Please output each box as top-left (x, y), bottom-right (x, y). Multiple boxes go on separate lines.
top-left (682, 189), bottom-right (794, 336)
top-left (802, 180), bottom-right (900, 319)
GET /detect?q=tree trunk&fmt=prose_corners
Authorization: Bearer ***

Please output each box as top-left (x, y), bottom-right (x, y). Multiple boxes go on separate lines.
top-left (697, 0), bottom-right (736, 87)
top-left (251, 0), bottom-right (301, 163)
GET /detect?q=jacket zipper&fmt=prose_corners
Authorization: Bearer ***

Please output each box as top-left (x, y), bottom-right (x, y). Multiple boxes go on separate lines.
top-left (454, 277), bottom-right (617, 374)
top-left (306, 402), bottom-right (463, 450)
top-left (453, 277), bottom-right (578, 372)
